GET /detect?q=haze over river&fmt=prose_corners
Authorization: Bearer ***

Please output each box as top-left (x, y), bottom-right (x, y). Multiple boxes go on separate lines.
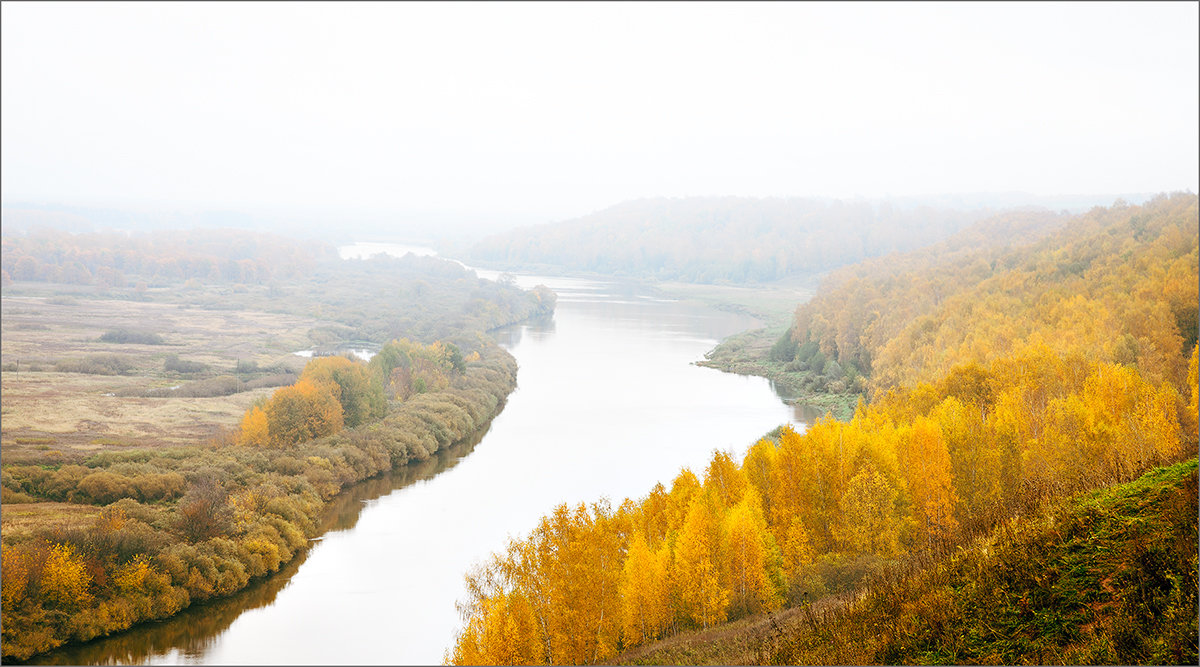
top-left (34, 244), bottom-right (819, 665)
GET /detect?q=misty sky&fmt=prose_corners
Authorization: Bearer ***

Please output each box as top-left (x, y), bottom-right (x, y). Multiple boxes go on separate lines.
top-left (2, 1), bottom-right (1197, 229)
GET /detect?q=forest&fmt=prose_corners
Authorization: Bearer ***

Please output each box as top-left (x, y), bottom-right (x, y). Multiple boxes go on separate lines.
top-left (447, 194), bottom-right (1199, 665)
top-left (468, 196), bottom-right (996, 283)
top-left (0, 231), bottom-right (554, 661)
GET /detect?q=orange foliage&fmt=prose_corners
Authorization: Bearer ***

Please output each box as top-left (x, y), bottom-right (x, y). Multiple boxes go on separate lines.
top-left (451, 196), bottom-right (1199, 665)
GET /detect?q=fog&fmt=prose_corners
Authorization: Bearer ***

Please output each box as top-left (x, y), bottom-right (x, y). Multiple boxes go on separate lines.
top-left (2, 2), bottom-right (1197, 240)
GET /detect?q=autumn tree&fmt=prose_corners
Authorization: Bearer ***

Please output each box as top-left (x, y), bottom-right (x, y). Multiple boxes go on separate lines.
top-left (265, 378), bottom-right (344, 447)
top-left (39, 543), bottom-right (92, 609)
top-left (836, 462), bottom-right (900, 557)
top-left (900, 416), bottom-right (959, 545)
top-left (722, 487), bottom-right (782, 617)
top-left (237, 405), bottom-right (270, 447)
top-left (673, 493), bottom-right (729, 629)
top-left (619, 533), bottom-right (671, 646)
top-left (703, 449), bottom-right (748, 510)
top-left (300, 356), bottom-right (386, 428)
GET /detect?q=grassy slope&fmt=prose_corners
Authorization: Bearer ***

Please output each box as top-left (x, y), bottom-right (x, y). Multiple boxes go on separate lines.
top-left (616, 458), bottom-right (1199, 665)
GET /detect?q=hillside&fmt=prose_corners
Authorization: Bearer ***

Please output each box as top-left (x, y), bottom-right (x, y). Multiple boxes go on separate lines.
top-left (446, 194), bottom-right (1198, 666)
top-left (468, 197), bottom-right (1000, 283)
top-left (790, 193), bottom-right (1198, 391)
top-left (616, 458), bottom-right (1198, 665)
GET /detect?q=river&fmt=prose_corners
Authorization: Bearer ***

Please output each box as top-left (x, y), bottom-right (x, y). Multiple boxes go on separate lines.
top-left (32, 246), bottom-right (820, 665)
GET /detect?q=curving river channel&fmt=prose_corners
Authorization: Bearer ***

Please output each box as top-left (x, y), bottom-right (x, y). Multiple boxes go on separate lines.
top-left (32, 246), bottom-right (821, 665)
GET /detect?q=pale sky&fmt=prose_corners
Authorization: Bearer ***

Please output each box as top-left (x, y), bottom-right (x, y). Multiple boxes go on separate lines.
top-left (2, 1), bottom-right (1197, 230)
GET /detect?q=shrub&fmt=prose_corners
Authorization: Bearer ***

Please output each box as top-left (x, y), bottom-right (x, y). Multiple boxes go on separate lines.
top-left (173, 477), bottom-right (233, 542)
top-left (172, 376), bottom-right (244, 398)
top-left (163, 354), bottom-right (207, 373)
top-left (770, 330), bottom-right (799, 363)
top-left (99, 329), bottom-right (164, 345)
top-left (54, 354), bottom-right (136, 375)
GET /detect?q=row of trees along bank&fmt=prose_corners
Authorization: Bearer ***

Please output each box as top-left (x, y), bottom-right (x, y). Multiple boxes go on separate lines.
top-left (1, 343), bottom-right (516, 661)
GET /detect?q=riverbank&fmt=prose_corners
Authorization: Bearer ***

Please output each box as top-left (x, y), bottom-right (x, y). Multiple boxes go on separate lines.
top-left (641, 278), bottom-right (861, 421)
top-left (694, 323), bottom-right (860, 422)
top-left (1, 346), bottom-right (518, 662)
top-left (17, 410), bottom-right (502, 666)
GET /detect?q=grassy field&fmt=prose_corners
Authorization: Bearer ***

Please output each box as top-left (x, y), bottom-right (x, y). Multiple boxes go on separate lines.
top-left (0, 270), bottom-right (531, 660)
top-left (1, 293), bottom-right (320, 456)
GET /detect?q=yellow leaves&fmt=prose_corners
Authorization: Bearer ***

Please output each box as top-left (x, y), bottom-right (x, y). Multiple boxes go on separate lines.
top-left (781, 516), bottom-right (814, 584)
top-left (2, 547), bottom-right (28, 608)
top-left (837, 462), bottom-right (900, 558)
top-left (95, 505), bottom-right (127, 533)
top-left (236, 353), bottom-right (395, 447)
top-left (703, 449), bottom-right (747, 510)
top-left (620, 534), bottom-right (671, 646)
top-left (40, 543), bottom-right (92, 609)
top-left (674, 494), bottom-right (729, 629)
top-left (254, 378), bottom-right (344, 448)
top-left (451, 332), bottom-right (1200, 665)
top-left (900, 417), bottom-right (960, 545)
top-left (112, 556), bottom-right (153, 593)
top-left (470, 592), bottom-right (543, 666)
top-left (665, 468), bottom-right (701, 534)
top-left (1186, 344), bottom-right (1199, 450)
top-left (722, 488), bottom-right (782, 615)
top-left (237, 405), bottom-right (270, 447)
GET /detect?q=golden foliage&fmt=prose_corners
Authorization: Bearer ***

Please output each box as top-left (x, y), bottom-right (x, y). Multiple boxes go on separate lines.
top-left (40, 543), bottom-right (92, 609)
top-left (451, 197), bottom-right (1199, 665)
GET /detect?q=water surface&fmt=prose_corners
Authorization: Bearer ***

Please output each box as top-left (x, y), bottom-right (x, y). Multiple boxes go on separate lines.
top-left (34, 249), bottom-right (814, 665)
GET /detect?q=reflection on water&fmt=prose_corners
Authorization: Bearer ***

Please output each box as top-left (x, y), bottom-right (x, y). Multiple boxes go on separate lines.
top-left (26, 429), bottom-right (491, 666)
top-left (33, 244), bottom-right (823, 666)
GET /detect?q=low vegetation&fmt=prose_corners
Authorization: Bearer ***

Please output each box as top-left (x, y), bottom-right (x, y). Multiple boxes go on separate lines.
top-left (0, 241), bottom-right (554, 661)
top-left (696, 326), bottom-right (860, 421)
top-left (0, 345), bottom-right (518, 661)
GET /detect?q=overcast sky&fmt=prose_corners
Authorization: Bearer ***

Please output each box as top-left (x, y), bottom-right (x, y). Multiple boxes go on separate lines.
top-left (2, 1), bottom-right (1197, 230)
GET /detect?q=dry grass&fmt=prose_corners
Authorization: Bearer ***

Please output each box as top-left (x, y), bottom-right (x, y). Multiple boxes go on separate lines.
top-left (0, 294), bottom-right (323, 456)
top-left (611, 591), bottom-right (861, 666)
top-left (0, 501), bottom-right (103, 544)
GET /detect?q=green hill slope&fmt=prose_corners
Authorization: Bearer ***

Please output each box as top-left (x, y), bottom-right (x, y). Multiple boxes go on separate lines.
top-left (616, 458), bottom-right (1199, 665)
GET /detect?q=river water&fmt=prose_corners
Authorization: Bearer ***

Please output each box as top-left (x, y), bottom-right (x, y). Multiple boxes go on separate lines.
top-left (33, 247), bottom-right (820, 665)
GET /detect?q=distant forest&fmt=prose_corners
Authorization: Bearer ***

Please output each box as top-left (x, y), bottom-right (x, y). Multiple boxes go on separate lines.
top-left (1, 228), bottom-right (336, 288)
top-left (469, 197), bottom-right (1000, 283)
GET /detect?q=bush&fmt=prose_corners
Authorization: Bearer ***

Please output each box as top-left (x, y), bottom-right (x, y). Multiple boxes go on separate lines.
top-left (174, 477), bottom-right (234, 542)
top-left (99, 329), bottom-right (164, 345)
top-left (244, 372), bottom-right (297, 389)
top-left (796, 341), bottom-right (819, 362)
top-left (164, 354), bottom-right (207, 374)
top-left (770, 330), bottom-right (799, 363)
top-left (808, 351), bottom-right (827, 375)
top-left (55, 354), bottom-right (136, 375)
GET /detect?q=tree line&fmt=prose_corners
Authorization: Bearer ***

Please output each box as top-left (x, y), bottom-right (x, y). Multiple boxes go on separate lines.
top-left (1, 228), bottom-right (333, 287)
top-left (0, 344), bottom-right (517, 661)
top-left (469, 196), bottom-right (996, 284)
